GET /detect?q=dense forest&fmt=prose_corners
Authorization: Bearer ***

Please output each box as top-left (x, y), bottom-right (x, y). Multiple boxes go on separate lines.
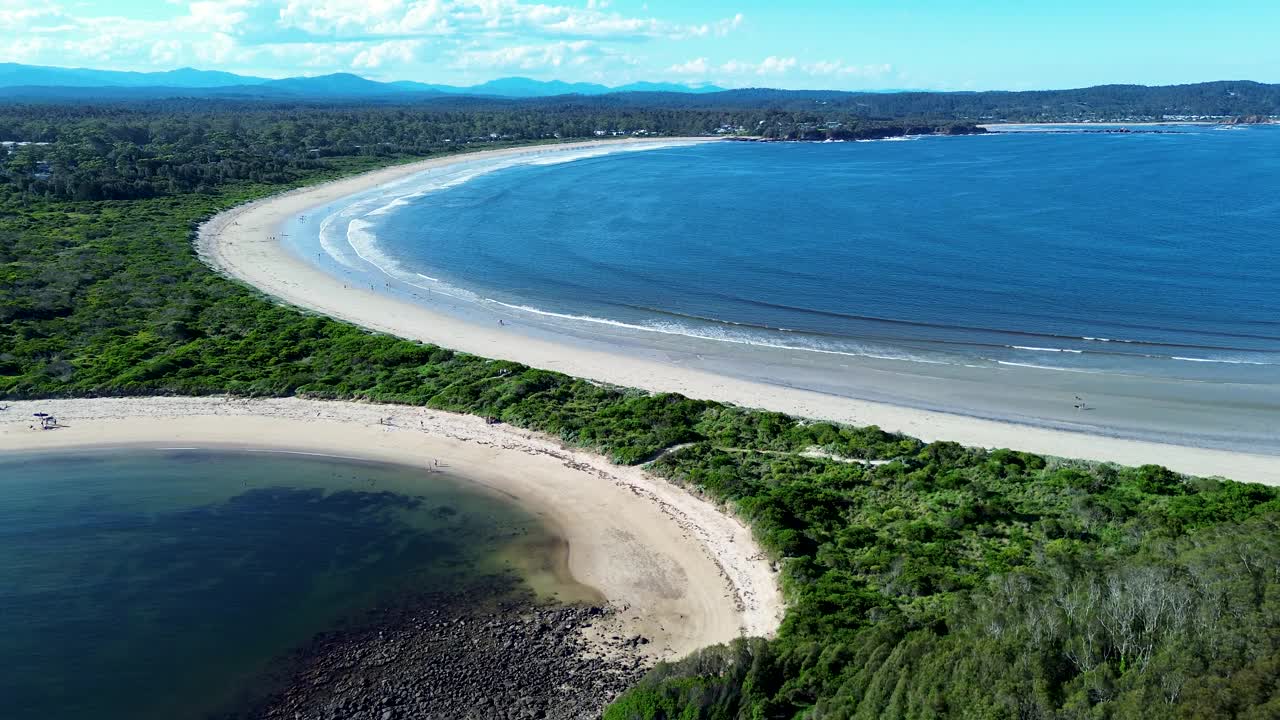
top-left (0, 102), bottom-right (979, 201)
top-left (3, 102), bottom-right (1278, 718)
top-left (595, 80), bottom-right (1280, 121)
top-left (5, 78), bottom-right (1278, 122)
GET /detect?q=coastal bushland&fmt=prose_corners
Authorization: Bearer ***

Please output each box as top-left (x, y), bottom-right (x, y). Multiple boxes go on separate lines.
top-left (0, 102), bottom-right (981, 201)
top-left (3, 103), bottom-right (1278, 719)
top-left (608, 450), bottom-right (1280, 719)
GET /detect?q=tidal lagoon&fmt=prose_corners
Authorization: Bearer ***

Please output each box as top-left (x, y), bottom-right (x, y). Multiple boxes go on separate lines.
top-left (0, 448), bottom-right (590, 719)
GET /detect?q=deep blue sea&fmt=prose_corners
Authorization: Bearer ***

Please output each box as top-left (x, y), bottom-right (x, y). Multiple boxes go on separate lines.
top-left (292, 127), bottom-right (1280, 450)
top-left (0, 449), bottom-right (568, 720)
top-left (353, 128), bottom-right (1280, 380)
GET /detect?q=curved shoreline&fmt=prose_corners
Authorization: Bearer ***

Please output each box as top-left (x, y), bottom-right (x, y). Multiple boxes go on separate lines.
top-left (0, 396), bottom-right (782, 660)
top-left (195, 140), bottom-right (1278, 483)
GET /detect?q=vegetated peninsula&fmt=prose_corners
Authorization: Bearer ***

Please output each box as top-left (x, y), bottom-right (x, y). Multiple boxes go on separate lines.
top-left (2, 91), bottom-right (1279, 719)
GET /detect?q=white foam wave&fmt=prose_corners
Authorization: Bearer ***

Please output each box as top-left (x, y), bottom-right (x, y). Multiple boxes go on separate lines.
top-left (1083, 336), bottom-right (1142, 344)
top-left (345, 218), bottom-right (412, 280)
top-left (314, 141), bottom-right (707, 279)
top-left (490, 300), bottom-right (948, 365)
top-left (1171, 356), bottom-right (1271, 366)
top-left (524, 141), bottom-right (699, 165)
top-left (528, 152), bottom-right (616, 166)
top-left (400, 277), bottom-right (484, 305)
top-left (354, 143), bottom-right (696, 221)
top-left (317, 212), bottom-right (362, 269)
top-left (995, 361), bottom-right (1102, 374)
top-left (1011, 345), bottom-right (1084, 353)
top-left (366, 168), bottom-right (495, 217)
top-left (861, 135), bottom-right (922, 142)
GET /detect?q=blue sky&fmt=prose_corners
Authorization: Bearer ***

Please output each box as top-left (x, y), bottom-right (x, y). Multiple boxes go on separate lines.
top-left (3, 0), bottom-right (1279, 90)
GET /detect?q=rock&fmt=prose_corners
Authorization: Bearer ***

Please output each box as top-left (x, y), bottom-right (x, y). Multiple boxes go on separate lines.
top-left (223, 575), bottom-right (648, 720)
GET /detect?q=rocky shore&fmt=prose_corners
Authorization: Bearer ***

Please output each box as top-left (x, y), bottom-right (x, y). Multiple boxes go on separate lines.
top-left (228, 577), bottom-right (650, 720)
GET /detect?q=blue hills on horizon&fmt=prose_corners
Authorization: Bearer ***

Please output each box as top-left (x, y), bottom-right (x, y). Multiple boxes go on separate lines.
top-left (0, 62), bottom-right (737, 98)
top-left (10, 62), bottom-right (1266, 109)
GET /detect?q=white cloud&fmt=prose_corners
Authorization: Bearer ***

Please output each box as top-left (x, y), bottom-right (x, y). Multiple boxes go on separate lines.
top-left (180, 0), bottom-right (253, 33)
top-left (685, 13), bottom-right (742, 38)
top-left (805, 60), bottom-right (841, 76)
top-left (0, 35), bottom-right (52, 63)
top-left (453, 39), bottom-right (596, 70)
top-left (277, 0), bottom-right (451, 36)
top-left (150, 39), bottom-right (183, 65)
top-left (662, 55), bottom-right (899, 89)
top-left (666, 57), bottom-right (708, 75)
top-left (0, 0), bottom-right (743, 82)
top-left (755, 55), bottom-right (796, 75)
top-left (805, 60), bottom-right (893, 78)
top-left (194, 32), bottom-right (239, 65)
top-left (352, 38), bottom-right (427, 68)
top-left (0, 2), bottom-right (63, 26)
top-left (269, 0), bottom-right (740, 40)
top-left (701, 56), bottom-right (795, 77)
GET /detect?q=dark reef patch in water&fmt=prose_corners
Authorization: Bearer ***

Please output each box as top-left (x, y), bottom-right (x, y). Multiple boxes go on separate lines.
top-left (224, 575), bottom-right (647, 720)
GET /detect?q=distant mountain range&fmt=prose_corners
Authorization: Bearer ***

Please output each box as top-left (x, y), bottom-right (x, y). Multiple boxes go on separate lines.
top-left (0, 63), bottom-right (268, 89)
top-left (2, 64), bottom-right (1276, 122)
top-left (0, 63), bottom-right (725, 98)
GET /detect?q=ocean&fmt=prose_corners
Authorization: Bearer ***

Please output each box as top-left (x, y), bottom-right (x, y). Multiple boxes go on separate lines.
top-left (0, 449), bottom-right (581, 719)
top-left (287, 127), bottom-right (1280, 452)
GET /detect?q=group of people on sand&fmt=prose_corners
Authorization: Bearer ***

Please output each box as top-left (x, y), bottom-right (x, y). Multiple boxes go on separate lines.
top-left (26, 411), bottom-right (60, 430)
top-left (5, 405), bottom-right (60, 430)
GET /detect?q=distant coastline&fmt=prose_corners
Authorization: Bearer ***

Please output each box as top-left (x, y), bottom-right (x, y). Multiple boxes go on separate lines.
top-left (725, 122), bottom-right (987, 142)
top-left (982, 118), bottom-right (1277, 129)
top-left (981, 121), bottom-right (1215, 128)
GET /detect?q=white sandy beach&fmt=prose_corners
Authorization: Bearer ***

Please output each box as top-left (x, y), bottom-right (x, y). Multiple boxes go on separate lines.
top-left (194, 139), bottom-right (1278, 484)
top-left (0, 396), bottom-right (782, 661)
top-left (980, 121), bottom-right (1220, 128)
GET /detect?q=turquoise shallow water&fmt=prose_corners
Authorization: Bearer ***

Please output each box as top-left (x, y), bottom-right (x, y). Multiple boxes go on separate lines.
top-left (0, 449), bottom-right (562, 720)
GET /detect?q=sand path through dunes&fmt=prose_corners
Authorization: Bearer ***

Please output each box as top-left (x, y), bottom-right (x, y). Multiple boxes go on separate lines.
top-left (1, 397), bottom-right (783, 661)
